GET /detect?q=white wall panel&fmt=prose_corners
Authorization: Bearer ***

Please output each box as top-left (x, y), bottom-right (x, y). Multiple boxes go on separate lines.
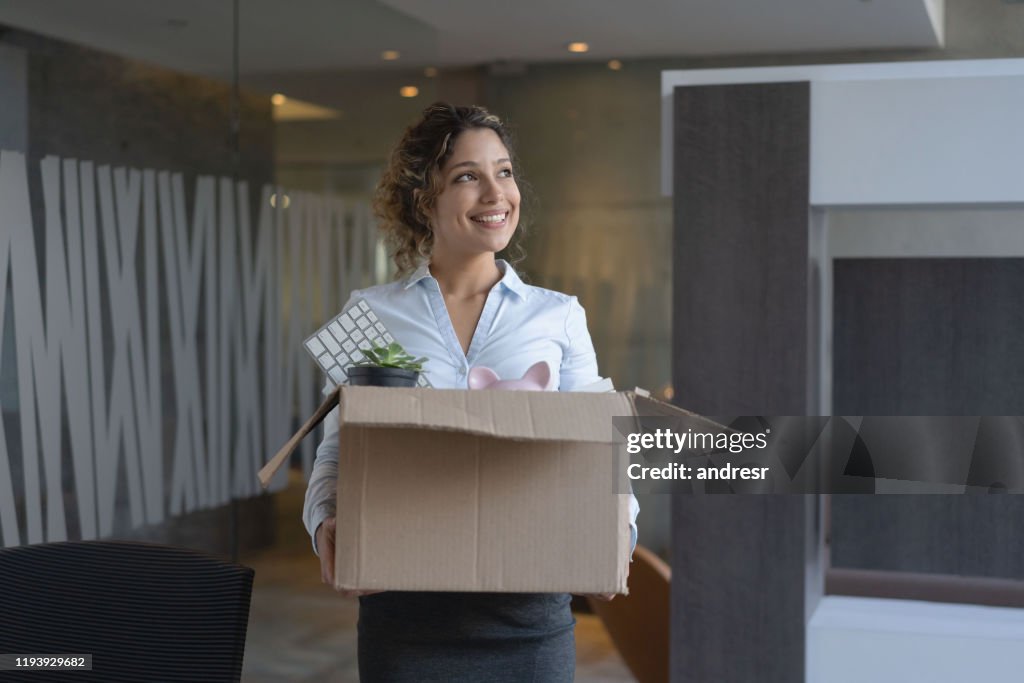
top-left (811, 76), bottom-right (1024, 205)
top-left (662, 58), bottom-right (1024, 204)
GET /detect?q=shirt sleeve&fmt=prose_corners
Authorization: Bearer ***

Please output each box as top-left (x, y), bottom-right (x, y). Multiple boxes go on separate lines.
top-left (303, 393), bottom-right (339, 557)
top-left (302, 291), bottom-right (360, 556)
top-left (558, 295), bottom-right (639, 556)
top-left (559, 296), bottom-right (602, 391)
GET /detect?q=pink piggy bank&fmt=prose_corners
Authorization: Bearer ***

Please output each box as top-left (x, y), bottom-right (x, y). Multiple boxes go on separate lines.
top-left (467, 360), bottom-right (553, 391)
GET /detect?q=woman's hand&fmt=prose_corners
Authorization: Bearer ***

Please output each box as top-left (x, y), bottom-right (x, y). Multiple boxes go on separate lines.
top-left (582, 593), bottom-right (616, 602)
top-left (316, 517), bottom-right (337, 585)
top-left (316, 517), bottom-right (382, 597)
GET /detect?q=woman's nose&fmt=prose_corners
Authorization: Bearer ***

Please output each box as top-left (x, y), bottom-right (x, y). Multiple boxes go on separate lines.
top-left (481, 177), bottom-right (504, 203)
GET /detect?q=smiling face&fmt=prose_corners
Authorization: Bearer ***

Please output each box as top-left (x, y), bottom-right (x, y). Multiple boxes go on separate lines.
top-left (426, 127), bottom-right (521, 260)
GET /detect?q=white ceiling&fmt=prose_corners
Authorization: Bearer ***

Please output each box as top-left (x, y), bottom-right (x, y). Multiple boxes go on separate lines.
top-left (380, 0), bottom-right (944, 66)
top-left (0, 0), bottom-right (944, 79)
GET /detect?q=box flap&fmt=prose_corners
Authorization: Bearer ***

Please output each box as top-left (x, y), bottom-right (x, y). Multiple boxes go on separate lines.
top-left (607, 392), bottom-right (738, 443)
top-left (339, 386), bottom-right (637, 444)
top-left (629, 393), bottom-right (735, 434)
top-left (256, 385), bottom-right (736, 489)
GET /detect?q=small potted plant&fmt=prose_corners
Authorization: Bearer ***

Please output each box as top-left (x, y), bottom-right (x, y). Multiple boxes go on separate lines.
top-left (346, 341), bottom-right (428, 388)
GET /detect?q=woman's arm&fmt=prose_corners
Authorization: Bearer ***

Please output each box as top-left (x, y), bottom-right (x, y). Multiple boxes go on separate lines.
top-left (559, 296), bottom-right (601, 391)
top-left (303, 387), bottom-right (382, 596)
top-left (304, 291), bottom-right (362, 556)
top-left (303, 400), bottom-right (339, 557)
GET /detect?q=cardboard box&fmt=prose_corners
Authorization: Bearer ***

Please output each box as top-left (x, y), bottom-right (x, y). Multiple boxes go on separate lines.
top-left (259, 385), bottom-right (719, 593)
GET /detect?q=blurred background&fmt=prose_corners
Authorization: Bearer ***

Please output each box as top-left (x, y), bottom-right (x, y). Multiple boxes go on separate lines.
top-left (1, 1), bottom-right (1023, 681)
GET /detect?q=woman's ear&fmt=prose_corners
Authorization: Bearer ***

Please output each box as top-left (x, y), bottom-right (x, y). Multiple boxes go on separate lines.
top-left (468, 366), bottom-right (500, 390)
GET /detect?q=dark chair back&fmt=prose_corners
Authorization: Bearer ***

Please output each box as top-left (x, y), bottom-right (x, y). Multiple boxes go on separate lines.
top-left (0, 540), bottom-right (254, 682)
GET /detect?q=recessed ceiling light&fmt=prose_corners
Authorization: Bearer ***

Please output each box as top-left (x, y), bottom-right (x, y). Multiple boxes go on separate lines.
top-left (271, 93), bottom-right (286, 106)
top-left (424, 67), bottom-right (438, 78)
top-left (567, 42), bottom-right (589, 53)
top-left (607, 59), bottom-right (622, 71)
top-left (400, 86), bottom-right (419, 98)
top-left (381, 50), bottom-right (400, 61)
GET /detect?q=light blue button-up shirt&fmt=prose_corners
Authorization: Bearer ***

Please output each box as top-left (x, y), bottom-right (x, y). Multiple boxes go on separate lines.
top-left (303, 258), bottom-right (639, 558)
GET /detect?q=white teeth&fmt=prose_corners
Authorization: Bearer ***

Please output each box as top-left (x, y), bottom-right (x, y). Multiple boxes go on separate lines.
top-left (473, 213), bottom-right (506, 224)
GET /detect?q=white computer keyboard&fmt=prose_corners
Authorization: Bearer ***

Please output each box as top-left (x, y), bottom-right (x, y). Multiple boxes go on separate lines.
top-left (304, 298), bottom-right (432, 387)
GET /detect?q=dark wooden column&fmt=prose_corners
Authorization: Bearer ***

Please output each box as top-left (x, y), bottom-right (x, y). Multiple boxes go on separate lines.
top-left (671, 82), bottom-right (812, 683)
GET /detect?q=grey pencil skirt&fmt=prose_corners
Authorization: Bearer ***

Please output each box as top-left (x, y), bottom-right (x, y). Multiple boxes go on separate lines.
top-left (357, 591), bottom-right (576, 682)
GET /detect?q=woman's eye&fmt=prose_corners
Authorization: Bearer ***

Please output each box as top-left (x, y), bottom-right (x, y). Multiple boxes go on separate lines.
top-left (454, 168), bottom-right (512, 183)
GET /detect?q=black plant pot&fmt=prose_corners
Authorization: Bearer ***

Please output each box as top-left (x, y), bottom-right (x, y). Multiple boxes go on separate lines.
top-left (346, 366), bottom-right (420, 388)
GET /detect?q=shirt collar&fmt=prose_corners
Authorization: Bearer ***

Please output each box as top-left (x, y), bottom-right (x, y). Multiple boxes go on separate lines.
top-left (403, 259), bottom-right (529, 301)
top-left (402, 261), bottom-right (433, 289)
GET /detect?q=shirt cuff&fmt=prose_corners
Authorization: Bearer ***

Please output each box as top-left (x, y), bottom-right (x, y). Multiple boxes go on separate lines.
top-left (628, 493), bottom-right (640, 560)
top-left (309, 505), bottom-right (335, 557)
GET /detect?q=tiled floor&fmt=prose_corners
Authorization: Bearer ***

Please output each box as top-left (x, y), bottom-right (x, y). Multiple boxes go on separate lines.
top-left (240, 472), bottom-right (635, 682)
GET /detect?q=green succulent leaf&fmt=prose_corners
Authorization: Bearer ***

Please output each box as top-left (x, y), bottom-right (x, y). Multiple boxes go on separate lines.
top-left (353, 341), bottom-right (431, 372)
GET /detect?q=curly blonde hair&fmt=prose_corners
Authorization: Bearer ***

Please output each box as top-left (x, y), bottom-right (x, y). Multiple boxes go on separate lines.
top-left (373, 102), bottom-right (530, 278)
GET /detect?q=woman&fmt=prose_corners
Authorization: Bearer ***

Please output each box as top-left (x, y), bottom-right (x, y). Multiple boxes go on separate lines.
top-left (303, 102), bottom-right (638, 682)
